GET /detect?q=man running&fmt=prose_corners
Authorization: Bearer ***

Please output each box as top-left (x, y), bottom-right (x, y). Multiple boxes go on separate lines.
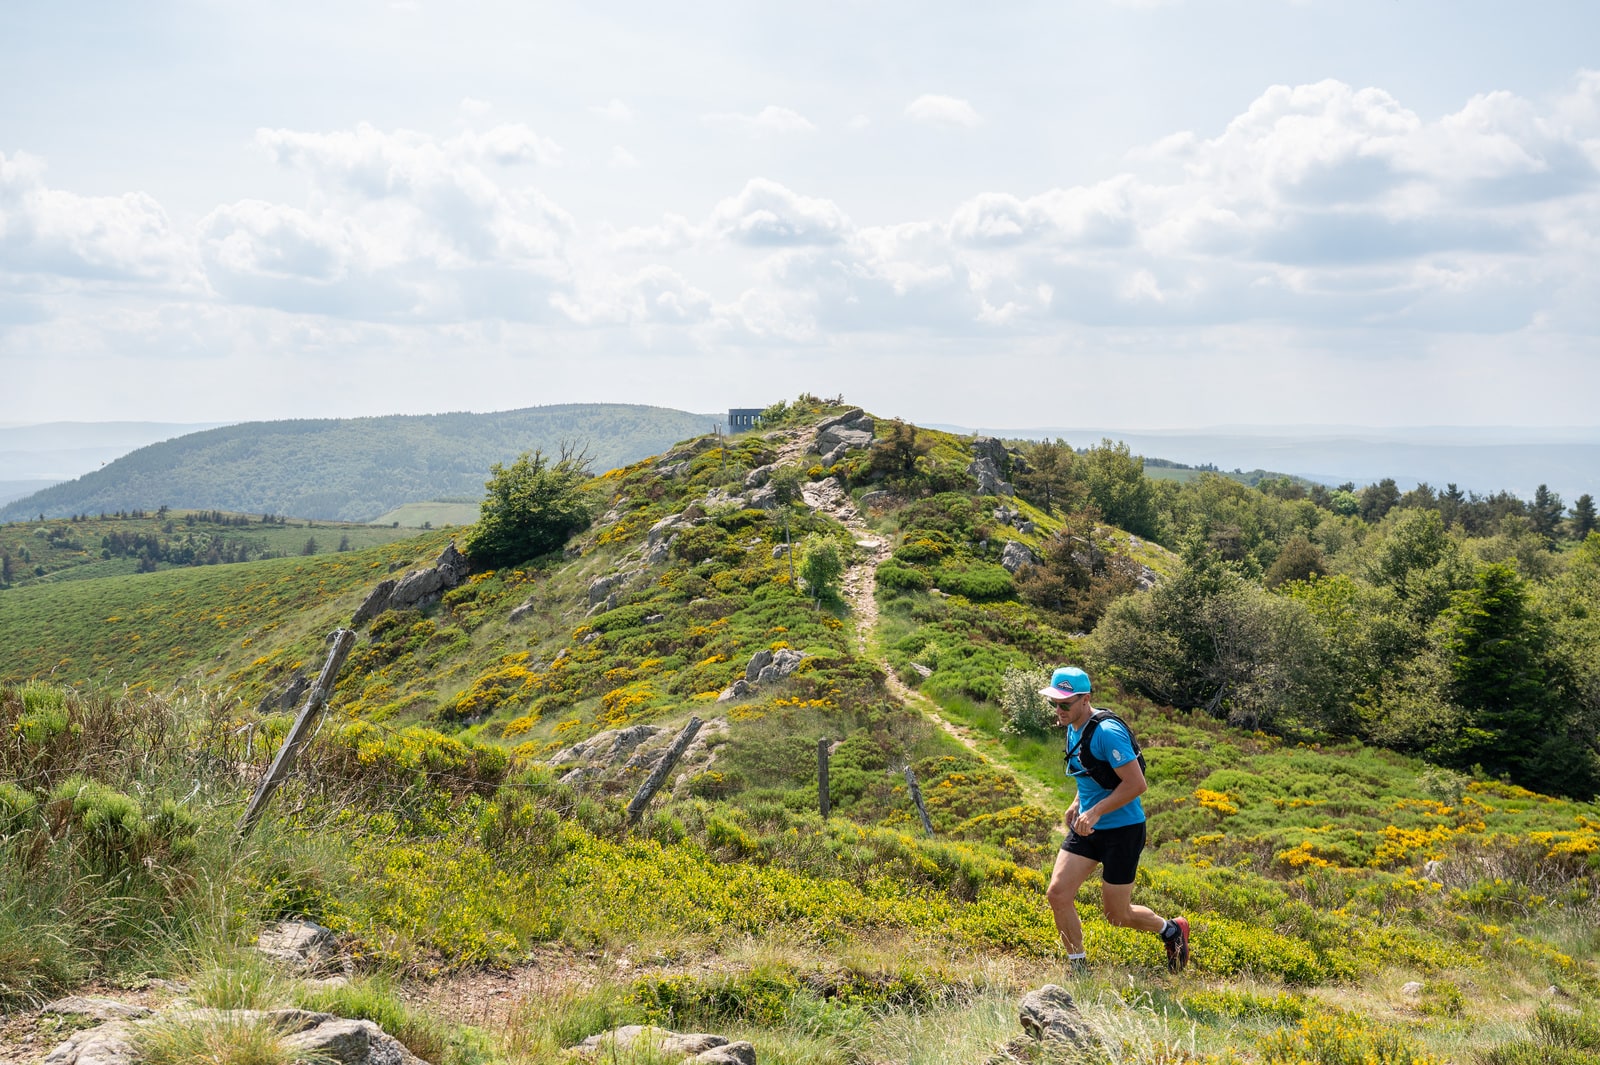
top-left (1040, 665), bottom-right (1191, 974)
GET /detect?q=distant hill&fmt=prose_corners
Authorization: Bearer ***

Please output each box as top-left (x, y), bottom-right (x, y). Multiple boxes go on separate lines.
top-left (0, 405), bottom-right (719, 523)
top-left (933, 423), bottom-right (1600, 501)
top-left (0, 420), bottom-right (228, 482)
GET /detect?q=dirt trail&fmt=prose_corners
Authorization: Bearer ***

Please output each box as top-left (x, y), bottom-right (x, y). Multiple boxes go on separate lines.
top-left (796, 468), bottom-right (1053, 809)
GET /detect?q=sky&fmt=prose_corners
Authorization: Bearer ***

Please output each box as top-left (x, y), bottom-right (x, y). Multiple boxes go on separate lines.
top-left (2, 1), bottom-right (1598, 431)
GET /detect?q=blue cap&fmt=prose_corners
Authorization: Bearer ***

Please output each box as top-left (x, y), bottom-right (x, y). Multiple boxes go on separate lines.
top-left (1039, 666), bottom-right (1092, 700)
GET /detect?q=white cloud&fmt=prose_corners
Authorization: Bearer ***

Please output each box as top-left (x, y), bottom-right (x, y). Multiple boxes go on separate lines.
top-left (609, 146), bottom-right (640, 169)
top-left (459, 97), bottom-right (492, 117)
top-left (709, 179), bottom-right (850, 246)
top-left (552, 265), bottom-right (713, 325)
top-left (606, 213), bottom-right (700, 254)
top-left (904, 94), bottom-right (982, 128)
top-left (591, 99), bottom-right (633, 123)
top-left (0, 150), bottom-right (196, 285)
top-left (702, 106), bottom-right (817, 135)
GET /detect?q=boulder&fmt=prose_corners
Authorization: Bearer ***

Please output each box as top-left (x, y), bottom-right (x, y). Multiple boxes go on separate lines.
top-left (509, 600), bottom-right (537, 623)
top-left (42, 998), bottom-right (153, 1023)
top-left (717, 678), bottom-right (754, 703)
top-left (971, 436), bottom-right (1009, 470)
top-left (657, 461), bottom-right (690, 478)
top-left (820, 444), bottom-right (847, 467)
top-left (744, 464), bottom-right (776, 489)
top-left (1000, 541), bottom-right (1037, 574)
top-left (645, 537), bottom-right (675, 566)
top-left (772, 543), bottom-right (791, 559)
top-left (350, 580), bottom-right (396, 627)
top-left (744, 486), bottom-right (779, 510)
top-left (745, 650), bottom-right (774, 682)
top-left (257, 673), bottom-right (310, 715)
top-left (695, 1043), bottom-right (756, 1065)
top-left (588, 572), bottom-right (630, 606)
top-left (549, 724), bottom-right (664, 770)
top-left (1017, 985), bottom-right (1095, 1049)
top-left (41, 1022), bottom-right (137, 1065)
top-left (258, 919), bottom-right (344, 975)
top-left (648, 513), bottom-right (683, 545)
top-left (816, 426), bottom-right (873, 454)
top-left (968, 456), bottom-right (1013, 497)
top-left (755, 648), bottom-right (805, 685)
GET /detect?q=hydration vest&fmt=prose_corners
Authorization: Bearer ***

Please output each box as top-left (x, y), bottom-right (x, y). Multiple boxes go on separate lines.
top-left (1065, 709), bottom-right (1146, 790)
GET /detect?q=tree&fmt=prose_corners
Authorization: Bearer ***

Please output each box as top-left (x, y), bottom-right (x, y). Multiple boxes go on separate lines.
top-left (1436, 563), bottom-right (1557, 788)
top-left (1570, 494), bottom-right (1597, 541)
top-left (301, 537), bottom-right (318, 555)
top-left (1264, 535), bottom-right (1327, 590)
top-left (1014, 508), bottom-right (1139, 631)
top-left (337, 535), bottom-right (351, 552)
top-left (1359, 478), bottom-right (1400, 522)
top-left (798, 534), bottom-right (844, 604)
top-left (1530, 484), bottom-right (1564, 544)
top-left (463, 448), bottom-right (595, 568)
top-left (1081, 439), bottom-right (1160, 539)
top-left (1013, 439), bottom-right (1079, 515)
top-left (867, 420), bottom-right (931, 482)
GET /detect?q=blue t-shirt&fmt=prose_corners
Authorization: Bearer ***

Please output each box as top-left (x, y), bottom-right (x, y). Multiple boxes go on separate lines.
top-left (1066, 714), bottom-right (1145, 829)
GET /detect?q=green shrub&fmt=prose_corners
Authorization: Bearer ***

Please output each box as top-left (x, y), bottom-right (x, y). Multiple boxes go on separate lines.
top-left (463, 449), bottom-right (594, 568)
top-left (931, 561), bottom-right (1014, 600)
top-left (47, 774), bottom-right (197, 879)
top-left (876, 562), bottom-right (932, 592)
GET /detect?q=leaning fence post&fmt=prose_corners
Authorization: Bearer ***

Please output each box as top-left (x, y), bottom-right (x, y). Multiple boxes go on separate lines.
top-left (238, 628), bottom-right (356, 838)
top-left (818, 738), bottom-right (831, 819)
top-left (903, 763), bottom-right (933, 837)
top-left (627, 716), bottom-right (703, 825)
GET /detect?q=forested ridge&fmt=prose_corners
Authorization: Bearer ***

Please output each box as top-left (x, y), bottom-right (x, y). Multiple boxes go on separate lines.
top-left (0, 403), bottom-right (716, 524)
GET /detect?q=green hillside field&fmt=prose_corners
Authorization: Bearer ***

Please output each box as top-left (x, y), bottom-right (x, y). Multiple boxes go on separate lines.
top-left (0, 403), bottom-right (720, 523)
top-left (3, 397), bottom-right (1600, 1064)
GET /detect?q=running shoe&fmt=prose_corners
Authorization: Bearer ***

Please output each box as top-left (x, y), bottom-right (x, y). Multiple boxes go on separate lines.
top-left (1164, 917), bottom-right (1191, 973)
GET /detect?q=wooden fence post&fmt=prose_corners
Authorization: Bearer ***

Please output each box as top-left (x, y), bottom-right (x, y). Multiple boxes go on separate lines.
top-left (238, 628), bottom-right (356, 839)
top-left (903, 764), bottom-right (933, 837)
top-left (818, 738), bottom-right (831, 819)
top-left (627, 716), bottom-right (703, 825)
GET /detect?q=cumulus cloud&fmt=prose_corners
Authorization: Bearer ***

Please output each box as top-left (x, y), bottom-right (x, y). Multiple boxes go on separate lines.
top-left (702, 106), bottom-right (817, 135)
top-left (609, 146), bottom-right (640, 169)
top-left (709, 179), bottom-right (850, 245)
top-left (0, 151), bottom-right (196, 285)
top-left (904, 94), bottom-right (982, 128)
top-left (552, 265), bottom-right (714, 325)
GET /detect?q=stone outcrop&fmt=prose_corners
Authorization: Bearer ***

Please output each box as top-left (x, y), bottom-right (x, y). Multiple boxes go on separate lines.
top-left (968, 455), bottom-right (1013, 497)
top-left (812, 408), bottom-right (875, 455)
top-left (352, 543), bottom-right (471, 627)
top-left (42, 1006), bottom-right (427, 1065)
top-left (1000, 540), bottom-right (1038, 574)
top-left (574, 1025), bottom-right (755, 1065)
top-left (744, 464), bottom-right (776, 489)
top-left (257, 919), bottom-right (347, 976)
top-left (984, 985), bottom-right (1101, 1064)
top-left (546, 719), bottom-right (730, 793)
top-left (256, 673), bottom-right (310, 715)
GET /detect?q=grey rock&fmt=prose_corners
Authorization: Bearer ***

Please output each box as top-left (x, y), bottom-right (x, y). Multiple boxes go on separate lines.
top-left (717, 678), bottom-right (754, 703)
top-left (1401, 981), bottom-right (1424, 997)
top-left (745, 485), bottom-right (779, 510)
top-left (282, 1017), bottom-right (370, 1064)
top-left (858, 490), bottom-right (890, 510)
top-left (258, 919), bottom-right (343, 974)
top-left (813, 407), bottom-right (865, 434)
top-left (576, 1025), bottom-right (672, 1053)
top-left (968, 456), bottom-right (1012, 497)
top-left (908, 662), bottom-right (933, 679)
top-left (817, 425), bottom-right (873, 453)
top-left (1016, 521), bottom-right (1035, 535)
top-left (1000, 541), bottom-right (1037, 574)
top-left (694, 1042), bottom-right (756, 1065)
top-left (754, 648), bottom-right (805, 685)
top-left (666, 1033), bottom-right (731, 1055)
top-left (648, 513), bottom-right (683, 545)
top-left (744, 464), bottom-right (776, 489)
top-left (549, 725), bottom-right (665, 770)
top-left (351, 580), bottom-right (396, 628)
top-left (509, 600), bottom-right (537, 623)
top-left (434, 542), bottom-right (470, 585)
top-left (745, 650), bottom-right (775, 682)
top-left (390, 566), bottom-right (445, 608)
top-left (971, 436), bottom-right (1009, 469)
top-left (256, 673), bottom-right (310, 715)
top-left (1018, 985), bottom-right (1094, 1048)
top-left (772, 543), bottom-right (790, 559)
top-left (1135, 565), bottom-right (1158, 591)
top-left (820, 444), bottom-right (847, 467)
top-left (644, 613), bottom-right (665, 624)
top-left (41, 1023), bottom-right (136, 1065)
top-left (657, 461), bottom-right (691, 478)
top-left (42, 998), bottom-right (153, 1023)
top-left (645, 537), bottom-right (675, 566)
top-left (588, 572), bottom-right (627, 606)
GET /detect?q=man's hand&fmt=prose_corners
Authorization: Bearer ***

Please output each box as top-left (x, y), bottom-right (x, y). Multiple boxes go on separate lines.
top-left (1071, 807), bottom-right (1100, 835)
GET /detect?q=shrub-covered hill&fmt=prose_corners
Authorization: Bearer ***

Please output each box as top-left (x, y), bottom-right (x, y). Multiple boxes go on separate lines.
top-left (5, 397), bottom-right (1600, 1063)
top-left (0, 403), bottom-right (717, 524)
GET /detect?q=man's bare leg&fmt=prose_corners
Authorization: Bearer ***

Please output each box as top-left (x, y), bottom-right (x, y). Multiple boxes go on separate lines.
top-left (1099, 881), bottom-right (1167, 933)
top-left (1044, 849), bottom-right (1099, 953)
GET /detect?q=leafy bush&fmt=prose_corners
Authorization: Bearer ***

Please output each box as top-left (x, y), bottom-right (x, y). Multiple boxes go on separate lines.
top-left (463, 449), bottom-right (594, 568)
top-left (999, 667), bottom-right (1054, 737)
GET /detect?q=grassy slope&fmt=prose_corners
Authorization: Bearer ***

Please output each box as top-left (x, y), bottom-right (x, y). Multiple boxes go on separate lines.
top-left (4, 407), bottom-right (1599, 1064)
top-left (0, 403), bottom-right (717, 523)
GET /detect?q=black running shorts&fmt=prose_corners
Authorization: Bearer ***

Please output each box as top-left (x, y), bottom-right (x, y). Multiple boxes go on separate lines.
top-left (1062, 821), bottom-right (1147, 886)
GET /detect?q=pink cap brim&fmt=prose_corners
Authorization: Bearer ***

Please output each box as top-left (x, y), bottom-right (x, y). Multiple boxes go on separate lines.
top-left (1040, 685), bottom-right (1078, 699)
